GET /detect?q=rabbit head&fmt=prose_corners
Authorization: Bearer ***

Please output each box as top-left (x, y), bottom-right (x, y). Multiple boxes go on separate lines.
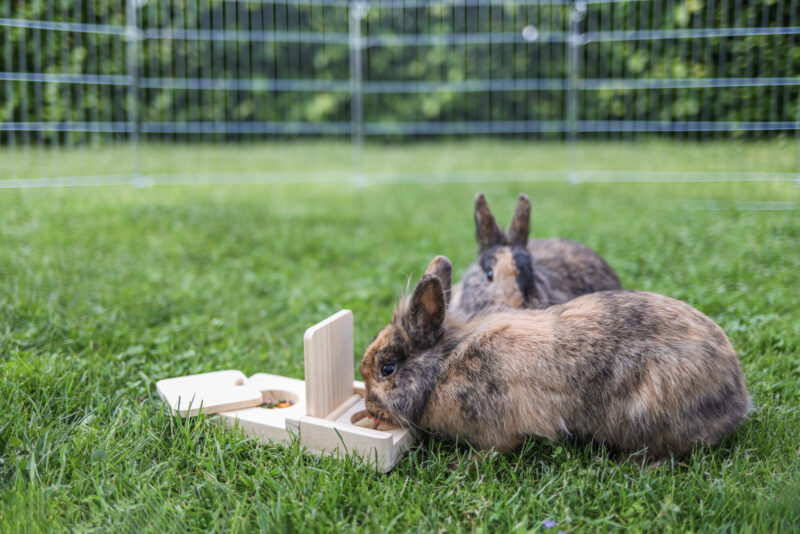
top-left (457, 193), bottom-right (551, 314)
top-left (360, 256), bottom-right (453, 428)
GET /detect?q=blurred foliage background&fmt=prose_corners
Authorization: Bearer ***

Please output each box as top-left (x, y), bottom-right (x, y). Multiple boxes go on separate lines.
top-left (1, 0), bottom-right (799, 145)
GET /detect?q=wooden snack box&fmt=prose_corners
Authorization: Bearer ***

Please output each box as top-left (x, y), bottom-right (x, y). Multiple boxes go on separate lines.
top-left (156, 310), bottom-right (415, 472)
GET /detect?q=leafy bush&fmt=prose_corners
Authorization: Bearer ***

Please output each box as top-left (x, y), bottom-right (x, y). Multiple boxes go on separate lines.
top-left (1, 0), bottom-right (798, 143)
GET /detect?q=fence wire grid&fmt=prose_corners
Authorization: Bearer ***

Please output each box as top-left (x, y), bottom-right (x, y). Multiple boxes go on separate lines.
top-left (1, 0), bottom-right (799, 187)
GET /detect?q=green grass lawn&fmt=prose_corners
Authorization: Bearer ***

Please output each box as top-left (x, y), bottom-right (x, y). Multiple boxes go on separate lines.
top-left (1, 150), bottom-right (799, 531)
top-left (2, 138), bottom-right (799, 182)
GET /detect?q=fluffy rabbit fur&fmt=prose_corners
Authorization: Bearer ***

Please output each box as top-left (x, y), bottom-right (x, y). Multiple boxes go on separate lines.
top-left (450, 194), bottom-right (622, 316)
top-left (361, 256), bottom-right (750, 459)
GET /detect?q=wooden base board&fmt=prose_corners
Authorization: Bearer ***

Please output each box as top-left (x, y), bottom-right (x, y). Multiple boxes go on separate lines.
top-left (285, 397), bottom-right (416, 473)
top-left (216, 373), bottom-right (307, 443)
top-left (157, 370), bottom-right (261, 417)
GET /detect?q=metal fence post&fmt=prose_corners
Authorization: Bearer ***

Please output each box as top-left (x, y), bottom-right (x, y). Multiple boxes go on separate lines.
top-left (795, 90), bottom-right (800, 185)
top-left (566, 0), bottom-right (586, 183)
top-left (126, 0), bottom-right (144, 186)
top-left (349, 1), bottom-right (367, 183)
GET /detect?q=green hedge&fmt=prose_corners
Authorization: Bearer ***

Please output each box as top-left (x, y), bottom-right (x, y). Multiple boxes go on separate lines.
top-left (1, 0), bottom-right (798, 142)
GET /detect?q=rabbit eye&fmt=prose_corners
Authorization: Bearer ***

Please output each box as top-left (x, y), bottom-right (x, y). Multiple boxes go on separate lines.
top-left (486, 270), bottom-right (494, 282)
top-left (380, 363), bottom-right (396, 377)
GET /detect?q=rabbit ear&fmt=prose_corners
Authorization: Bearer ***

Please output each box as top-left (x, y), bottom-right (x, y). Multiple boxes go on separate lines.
top-left (424, 255), bottom-right (452, 309)
top-left (507, 193), bottom-right (531, 246)
top-left (406, 274), bottom-right (445, 346)
top-left (474, 193), bottom-right (507, 251)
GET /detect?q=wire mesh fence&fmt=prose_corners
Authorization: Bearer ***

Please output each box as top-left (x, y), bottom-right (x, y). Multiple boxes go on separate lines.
top-left (1, 0), bottom-right (799, 186)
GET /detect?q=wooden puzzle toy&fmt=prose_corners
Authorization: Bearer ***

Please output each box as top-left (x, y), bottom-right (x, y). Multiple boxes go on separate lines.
top-left (156, 310), bottom-right (416, 472)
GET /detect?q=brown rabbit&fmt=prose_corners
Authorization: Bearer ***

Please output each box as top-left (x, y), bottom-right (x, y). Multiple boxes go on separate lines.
top-left (450, 194), bottom-right (622, 316)
top-left (361, 256), bottom-right (750, 460)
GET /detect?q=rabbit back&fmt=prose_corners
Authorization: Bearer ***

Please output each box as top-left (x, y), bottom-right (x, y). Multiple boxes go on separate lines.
top-left (529, 237), bottom-right (621, 304)
top-left (420, 291), bottom-right (750, 457)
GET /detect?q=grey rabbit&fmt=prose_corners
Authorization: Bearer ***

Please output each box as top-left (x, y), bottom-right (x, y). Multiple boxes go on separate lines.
top-left (450, 193), bottom-right (622, 316)
top-left (361, 256), bottom-right (750, 460)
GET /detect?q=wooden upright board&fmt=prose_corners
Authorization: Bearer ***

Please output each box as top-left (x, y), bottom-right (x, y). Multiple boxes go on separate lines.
top-left (303, 309), bottom-right (354, 418)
